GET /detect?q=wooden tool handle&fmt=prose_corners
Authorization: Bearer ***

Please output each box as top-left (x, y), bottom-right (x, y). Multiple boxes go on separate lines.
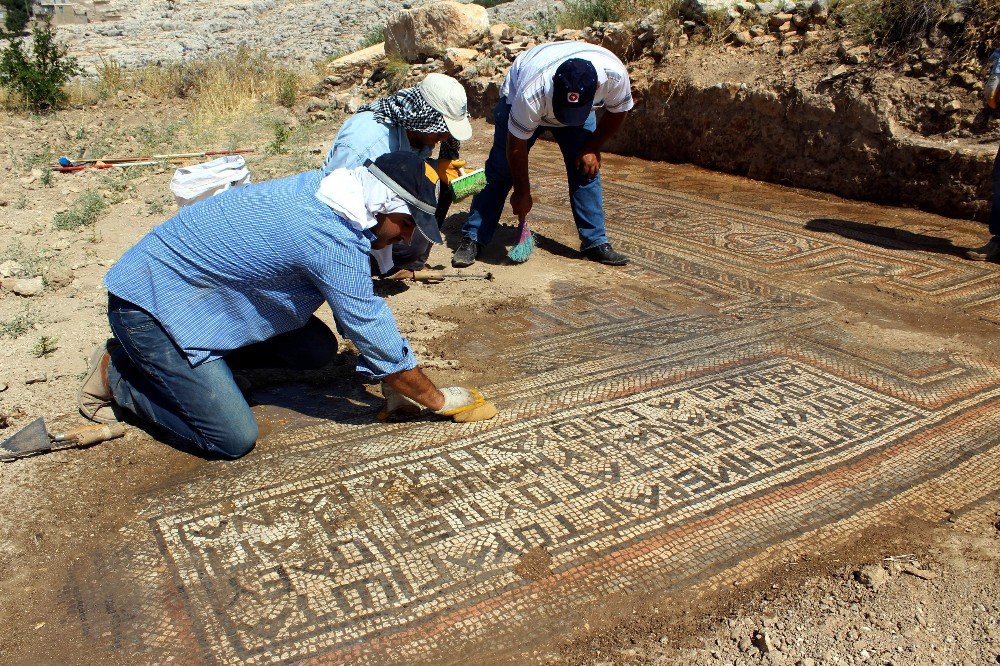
top-left (54, 423), bottom-right (126, 446)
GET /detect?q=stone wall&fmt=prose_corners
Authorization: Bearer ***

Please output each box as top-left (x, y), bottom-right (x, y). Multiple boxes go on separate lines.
top-left (460, 72), bottom-right (993, 222)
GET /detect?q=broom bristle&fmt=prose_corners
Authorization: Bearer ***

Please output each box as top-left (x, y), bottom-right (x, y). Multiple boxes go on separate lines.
top-left (507, 233), bottom-right (535, 263)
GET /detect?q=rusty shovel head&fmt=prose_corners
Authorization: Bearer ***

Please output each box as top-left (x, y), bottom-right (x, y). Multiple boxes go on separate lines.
top-left (0, 417), bottom-right (50, 460)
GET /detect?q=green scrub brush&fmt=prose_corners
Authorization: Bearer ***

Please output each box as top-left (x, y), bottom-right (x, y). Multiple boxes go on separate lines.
top-left (449, 168), bottom-right (487, 201)
top-left (506, 214), bottom-right (535, 263)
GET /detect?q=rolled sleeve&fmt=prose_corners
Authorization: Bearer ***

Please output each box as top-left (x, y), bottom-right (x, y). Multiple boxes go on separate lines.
top-left (308, 246), bottom-right (417, 380)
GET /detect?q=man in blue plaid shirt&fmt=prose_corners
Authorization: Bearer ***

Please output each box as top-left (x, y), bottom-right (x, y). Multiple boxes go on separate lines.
top-left (77, 152), bottom-right (497, 459)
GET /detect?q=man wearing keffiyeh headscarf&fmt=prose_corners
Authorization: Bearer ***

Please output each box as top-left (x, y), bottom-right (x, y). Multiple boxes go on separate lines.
top-left (322, 73), bottom-right (474, 275)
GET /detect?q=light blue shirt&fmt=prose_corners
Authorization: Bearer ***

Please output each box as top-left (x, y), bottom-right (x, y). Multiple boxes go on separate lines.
top-left (104, 170), bottom-right (417, 380)
top-left (321, 111), bottom-right (433, 173)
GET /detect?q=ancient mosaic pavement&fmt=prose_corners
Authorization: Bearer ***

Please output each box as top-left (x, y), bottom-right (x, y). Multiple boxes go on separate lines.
top-left (65, 148), bottom-right (1000, 663)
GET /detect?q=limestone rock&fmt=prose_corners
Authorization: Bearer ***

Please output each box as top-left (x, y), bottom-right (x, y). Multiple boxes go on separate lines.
top-left (0, 260), bottom-right (24, 278)
top-left (385, 1), bottom-right (490, 63)
top-left (854, 564), bottom-right (888, 590)
top-left (443, 47), bottom-right (480, 73)
top-left (682, 0), bottom-right (740, 20)
top-left (0, 277), bottom-right (44, 297)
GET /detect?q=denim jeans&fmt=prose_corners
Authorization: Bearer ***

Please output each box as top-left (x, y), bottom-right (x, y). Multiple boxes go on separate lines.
top-left (461, 97), bottom-right (608, 251)
top-left (991, 145), bottom-right (1000, 238)
top-left (106, 294), bottom-right (337, 459)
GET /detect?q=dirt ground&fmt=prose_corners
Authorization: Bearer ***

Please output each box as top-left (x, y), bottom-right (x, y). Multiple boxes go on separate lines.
top-left (0, 93), bottom-right (998, 664)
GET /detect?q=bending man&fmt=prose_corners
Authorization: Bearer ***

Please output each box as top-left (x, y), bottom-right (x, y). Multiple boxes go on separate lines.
top-left (78, 151), bottom-right (496, 459)
top-left (453, 41), bottom-right (634, 268)
top-left (323, 73), bottom-right (473, 274)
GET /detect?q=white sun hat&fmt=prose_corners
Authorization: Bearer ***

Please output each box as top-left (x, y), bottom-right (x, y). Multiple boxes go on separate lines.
top-left (419, 73), bottom-right (473, 142)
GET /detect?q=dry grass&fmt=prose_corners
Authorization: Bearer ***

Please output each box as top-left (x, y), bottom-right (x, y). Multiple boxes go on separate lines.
top-left (835, 0), bottom-right (1000, 67)
top-left (69, 47), bottom-right (316, 125)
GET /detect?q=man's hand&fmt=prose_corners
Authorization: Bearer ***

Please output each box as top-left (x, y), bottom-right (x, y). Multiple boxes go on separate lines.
top-left (377, 382), bottom-right (422, 421)
top-left (575, 150), bottom-right (601, 179)
top-left (436, 159), bottom-right (466, 184)
top-left (510, 189), bottom-right (533, 218)
top-left (434, 387), bottom-right (498, 423)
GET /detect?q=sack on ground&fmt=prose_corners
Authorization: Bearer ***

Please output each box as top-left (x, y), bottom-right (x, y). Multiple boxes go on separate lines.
top-left (170, 155), bottom-right (251, 207)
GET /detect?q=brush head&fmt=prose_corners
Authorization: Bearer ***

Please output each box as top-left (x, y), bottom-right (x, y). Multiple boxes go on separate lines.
top-left (449, 168), bottom-right (486, 201)
top-left (506, 233), bottom-right (535, 263)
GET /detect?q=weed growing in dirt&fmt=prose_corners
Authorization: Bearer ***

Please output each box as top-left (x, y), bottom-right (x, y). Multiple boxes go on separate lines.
top-left (276, 71), bottom-right (299, 108)
top-left (13, 193), bottom-right (27, 209)
top-left (359, 25), bottom-right (385, 49)
top-left (145, 197), bottom-right (168, 216)
top-left (135, 121), bottom-right (180, 150)
top-left (0, 305), bottom-right (36, 339)
top-left (0, 18), bottom-right (82, 111)
top-left (24, 145), bottom-right (53, 170)
top-left (31, 335), bottom-right (58, 358)
top-left (39, 167), bottom-right (52, 187)
top-left (53, 191), bottom-right (107, 230)
top-left (100, 170), bottom-right (138, 204)
top-left (383, 58), bottom-right (412, 93)
top-left (1, 240), bottom-right (44, 277)
top-left (468, 56), bottom-right (501, 77)
top-left (267, 121), bottom-right (292, 155)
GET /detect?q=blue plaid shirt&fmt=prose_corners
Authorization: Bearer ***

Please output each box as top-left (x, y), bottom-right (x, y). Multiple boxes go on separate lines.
top-left (104, 170), bottom-right (417, 379)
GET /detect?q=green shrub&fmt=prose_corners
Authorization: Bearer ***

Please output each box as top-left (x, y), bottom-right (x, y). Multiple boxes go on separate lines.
top-left (1, 0), bottom-right (30, 35)
top-left (267, 121), bottom-right (292, 155)
top-left (31, 335), bottom-right (58, 358)
top-left (0, 18), bottom-right (82, 111)
top-left (359, 25), bottom-right (385, 49)
top-left (0, 305), bottom-right (36, 339)
top-left (53, 191), bottom-right (106, 230)
top-left (531, 8), bottom-right (560, 34)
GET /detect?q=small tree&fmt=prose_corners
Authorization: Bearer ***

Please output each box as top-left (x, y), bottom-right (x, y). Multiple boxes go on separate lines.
top-left (0, 17), bottom-right (81, 111)
top-left (1, 0), bottom-right (31, 36)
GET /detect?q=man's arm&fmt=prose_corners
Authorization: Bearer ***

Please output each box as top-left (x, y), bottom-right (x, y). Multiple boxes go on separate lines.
top-left (576, 110), bottom-right (628, 179)
top-left (507, 134), bottom-right (533, 218)
top-left (384, 367), bottom-right (444, 410)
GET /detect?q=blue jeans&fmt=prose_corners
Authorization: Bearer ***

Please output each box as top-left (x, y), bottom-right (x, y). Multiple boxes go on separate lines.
top-left (106, 294), bottom-right (337, 459)
top-left (461, 97), bottom-right (608, 251)
top-left (991, 145), bottom-right (1000, 238)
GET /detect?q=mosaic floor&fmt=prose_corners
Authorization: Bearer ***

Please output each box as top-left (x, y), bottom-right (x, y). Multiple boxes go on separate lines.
top-left (64, 144), bottom-right (1000, 663)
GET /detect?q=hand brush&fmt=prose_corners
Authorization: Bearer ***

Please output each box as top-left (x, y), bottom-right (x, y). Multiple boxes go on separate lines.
top-left (506, 214), bottom-right (535, 264)
top-left (448, 168), bottom-right (487, 201)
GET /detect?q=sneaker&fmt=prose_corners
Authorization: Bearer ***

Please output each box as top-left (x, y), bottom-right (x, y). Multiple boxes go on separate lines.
top-left (584, 243), bottom-right (630, 266)
top-left (966, 239), bottom-right (1000, 263)
top-left (452, 237), bottom-right (481, 268)
top-left (78, 340), bottom-right (118, 424)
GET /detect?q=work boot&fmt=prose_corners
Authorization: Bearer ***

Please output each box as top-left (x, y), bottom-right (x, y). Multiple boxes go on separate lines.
top-left (966, 239), bottom-right (1000, 263)
top-left (452, 237), bottom-right (481, 268)
top-left (583, 243), bottom-right (630, 266)
top-left (78, 340), bottom-right (118, 424)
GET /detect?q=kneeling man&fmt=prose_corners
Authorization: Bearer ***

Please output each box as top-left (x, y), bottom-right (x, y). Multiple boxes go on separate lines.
top-left (78, 151), bottom-right (497, 459)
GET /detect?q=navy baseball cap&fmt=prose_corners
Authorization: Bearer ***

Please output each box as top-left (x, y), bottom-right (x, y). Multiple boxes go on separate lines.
top-left (365, 152), bottom-right (442, 244)
top-left (552, 58), bottom-right (598, 126)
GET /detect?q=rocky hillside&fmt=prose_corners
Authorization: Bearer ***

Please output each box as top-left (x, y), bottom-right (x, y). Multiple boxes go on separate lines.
top-left (53, 0), bottom-right (562, 70)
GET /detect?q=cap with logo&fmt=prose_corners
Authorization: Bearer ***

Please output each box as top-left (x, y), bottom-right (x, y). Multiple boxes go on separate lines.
top-left (365, 151), bottom-right (443, 244)
top-left (551, 57), bottom-right (599, 126)
top-left (419, 73), bottom-right (473, 142)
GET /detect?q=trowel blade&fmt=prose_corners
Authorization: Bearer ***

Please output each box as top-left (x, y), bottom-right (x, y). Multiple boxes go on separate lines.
top-left (0, 418), bottom-right (51, 459)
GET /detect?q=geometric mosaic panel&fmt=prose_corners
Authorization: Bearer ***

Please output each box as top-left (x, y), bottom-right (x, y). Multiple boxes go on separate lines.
top-left (62, 143), bottom-right (1000, 663)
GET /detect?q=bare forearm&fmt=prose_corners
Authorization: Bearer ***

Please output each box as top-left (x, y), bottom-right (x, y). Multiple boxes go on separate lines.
top-left (582, 111), bottom-right (628, 154)
top-left (384, 367), bottom-right (444, 410)
top-left (506, 135), bottom-right (531, 194)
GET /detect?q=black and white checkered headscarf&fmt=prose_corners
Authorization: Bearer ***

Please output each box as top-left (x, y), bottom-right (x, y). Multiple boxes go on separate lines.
top-left (359, 87), bottom-right (461, 160)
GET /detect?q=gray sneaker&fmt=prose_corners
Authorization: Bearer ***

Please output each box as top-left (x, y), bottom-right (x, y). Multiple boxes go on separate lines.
top-left (966, 239), bottom-right (1000, 262)
top-left (452, 237), bottom-right (481, 268)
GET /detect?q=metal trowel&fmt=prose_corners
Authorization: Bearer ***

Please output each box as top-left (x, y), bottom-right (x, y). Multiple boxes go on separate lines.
top-left (0, 417), bottom-right (126, 461)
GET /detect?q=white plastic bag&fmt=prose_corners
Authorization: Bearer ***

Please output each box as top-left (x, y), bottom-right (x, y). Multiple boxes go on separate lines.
top-left (169, 155), bottom-right (251, 208)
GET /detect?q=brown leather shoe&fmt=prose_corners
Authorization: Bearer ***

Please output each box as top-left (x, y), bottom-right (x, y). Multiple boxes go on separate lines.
top-left (78, 341), bottom-right (117, 424)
